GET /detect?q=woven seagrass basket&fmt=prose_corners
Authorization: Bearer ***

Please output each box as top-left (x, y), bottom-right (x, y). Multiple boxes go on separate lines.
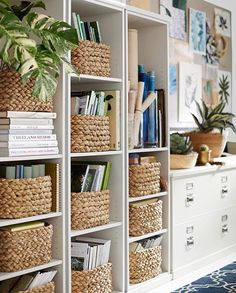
top-left (0, 70), bottom-right (53, 112)
top-left (0, 224), bottom-right (53, 272)
top-left (71, 115), bottom-right (110, 153)
top-left (71, 190), bottom-right (110, 230)
top-left (129, 246), bottom-right (162, 284)
top-left (0, 176), bottom-right (52, 219)
top-left (18, 282), bottom-right (55, 293)
top-left (72, 263), bottom-right (112, 293)
top-left (129, 162), bottom-right (161, 197)
top-left (71, 40), bottom-right (111, 77)
top-left (129, 200), bottom-right (162, 236)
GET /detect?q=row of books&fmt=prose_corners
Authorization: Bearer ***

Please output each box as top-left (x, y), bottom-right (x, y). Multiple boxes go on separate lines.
top-left (0, 111), bottom-right (58, 157)
top-left (0, 163), bottom-right (45, 179)
top-left (129, 235), bottom-right (163, 253)
top-left (72, 12), bottom-right (102, 43)
top-left (72, 90), bottom-right (120, 151)
top-left (71, 237), bottom-right (111, 271)
top-left (129, 154), bottom-right (157, 165)
top-left (0, 270), bottom-right (57, 292)
top-left (71, 161), bottom-right (111, 193)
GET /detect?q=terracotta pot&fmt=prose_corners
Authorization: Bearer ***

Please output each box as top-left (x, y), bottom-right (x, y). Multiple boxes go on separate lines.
top-left (170, 152), bottom-right (198, 170)
top-left (185, 131), bottom-right (228, 158)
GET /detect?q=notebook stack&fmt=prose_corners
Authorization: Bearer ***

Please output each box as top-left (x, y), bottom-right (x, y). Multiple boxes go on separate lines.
top-left (0, 111), bottom-right (59, 157)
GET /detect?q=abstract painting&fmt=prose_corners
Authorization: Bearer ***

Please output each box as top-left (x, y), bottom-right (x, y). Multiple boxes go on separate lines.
top-left (170, 7), bottom-right (186, 40)
top-left (215, 8), bottom-right (231, 37)
top-left (189, 8), bottom-right (206, 55)
top-left (179, 62), bottom-right (202, 123)
top-left (169, 64), bottom-right (177, 95)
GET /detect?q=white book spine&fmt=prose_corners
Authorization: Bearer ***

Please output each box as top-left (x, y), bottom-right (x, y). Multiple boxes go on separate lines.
top-left (0, 111), bottom-right (57, 119)
top-left (3, 125), bottom-right (54, 130)
top-left (1, 118), bottom-right (53, 125)
top-left (3, 140), bottom-right (58, 148)
top-left (0, 134), bottom-right (56, 141)
top-left (6, 147), bottom-right (59, 157)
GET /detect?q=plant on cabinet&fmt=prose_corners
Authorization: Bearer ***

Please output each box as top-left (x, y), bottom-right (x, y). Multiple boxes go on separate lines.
top-left (170, 133), bottom-right (198, 169)
top-left (0, 0), bottom-right (79, 111)
top-left (187, 100), bottom-right (236, 158)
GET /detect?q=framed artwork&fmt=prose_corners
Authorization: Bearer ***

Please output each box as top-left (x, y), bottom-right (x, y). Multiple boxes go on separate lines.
top-left (189, 8), bottom-right (206, 55)
top-left (215, 8), bottom-right (231, 37)
top-left (169, 64), bottom-right (177, 95)
top-left (179, 62), bottom-right (202, 123)
top-left (218, 70), bottom-right (231, 105)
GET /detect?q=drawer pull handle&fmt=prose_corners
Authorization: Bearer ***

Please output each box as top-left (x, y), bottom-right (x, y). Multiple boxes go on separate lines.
top-left (186, 195), bottom-right (194, 206)
top-left (186, 236), bottom-right (194, 247)
top-left (222, 225), bottom-right (228, 233)
top-left (221, 188), bottom-right (228, 198)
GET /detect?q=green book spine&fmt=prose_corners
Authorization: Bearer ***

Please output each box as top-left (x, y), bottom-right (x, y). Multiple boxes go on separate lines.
top-left (80, 21), bottom-right (86, 41)
top-left (90, 21), bottom-right (102, 43)
top-left (24, 166), bottom-right (32, 179)
top-left (6, 166), bottom-right (16, 179)
top-left (76, 14), bottom-right (83, 41)
top-left (102, 162), bottom-right (112, 190)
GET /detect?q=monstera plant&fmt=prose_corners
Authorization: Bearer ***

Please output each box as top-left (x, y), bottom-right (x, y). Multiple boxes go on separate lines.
top-left (0, 0), bottom-right (79, 101)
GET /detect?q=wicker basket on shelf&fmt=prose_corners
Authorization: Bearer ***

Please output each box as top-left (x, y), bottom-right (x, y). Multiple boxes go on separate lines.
top-left (129, 246), bottom-right (162, 284)
top-left (71, 40), bottom-right (111, 77)
top-left (0, 70), bottom-right (53, 112)
top-left (72, 263), bottom-right (112, 293)
top-left (71, 190), bottom-right (110, 230)
top-left (71, 115), bottom-right (110, 153)
top-left (18, 282), bottom-right (55, 293)
top-left (0, 176), bottom-right (52, 219)
top-left (129, 200), bottom-right (162, 236)
top-left (0, 224), bottom-right (53, 272)
top-left (129, 162), bottom-right (161, 197)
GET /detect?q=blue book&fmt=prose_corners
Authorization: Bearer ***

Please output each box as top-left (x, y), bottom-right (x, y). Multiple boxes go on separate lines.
top-left (147, 71), bottom-right (156, 145)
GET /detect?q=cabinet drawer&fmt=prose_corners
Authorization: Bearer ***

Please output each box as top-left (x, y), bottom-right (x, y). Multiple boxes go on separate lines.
top-left (172, 207), bottom-right (236, 270)
top-left (172, 174), bottom-right (215, 224)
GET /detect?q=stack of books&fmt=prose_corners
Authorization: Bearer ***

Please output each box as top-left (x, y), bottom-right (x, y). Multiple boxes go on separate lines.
top-left (71, 237), bottom-right (111, 271)
top-left (71, 90), bottom-right (120, 151)
top-left (71, 161), bottom-right (112, 193)
top-left (0, 269), bottom-right (57, 292)
top-left (72, 12), bottom-right (102, 43)
top-left (129, 235), bottom-right (163, 253)
top-left (0, 111), bottom-right (59, 157)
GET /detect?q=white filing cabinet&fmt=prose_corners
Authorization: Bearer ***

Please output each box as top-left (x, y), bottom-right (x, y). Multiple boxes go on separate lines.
top-left (171, 165), bottom-right (236, 278)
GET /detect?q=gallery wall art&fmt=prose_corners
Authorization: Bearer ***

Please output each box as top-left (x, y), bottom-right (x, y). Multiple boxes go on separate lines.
top-left (160, 0), bottom-right (232, 129)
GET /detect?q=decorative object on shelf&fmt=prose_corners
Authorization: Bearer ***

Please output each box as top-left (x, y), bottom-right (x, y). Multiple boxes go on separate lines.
top-left (0, 176), bottom-right (52, 219)
top-left (0, 0), bottom-right (79, 110)
top-left (197, 144), bottom-right (212, 165)
top-left (71, 190), bottom-right (109, 230)
top-left (129, 199), bottom-right (162, 236)
top-left (0, 224), bottom-right (53, 272)
top-left (129, 246), bottom-right (162, 284)
top-left (71, 115), bottom-right (110, 153)
top-left (72, 40), bottom-right (111, 77)
top-left (170, 133), bottom-right (198, 169)
top-left (188, 100), bottom-right (236, 158)
top-left (18, 282), bottom-right (55, 293)
top-left (129, 162), bottom-right (161, 197)
top-left (72, 263), bottom-right (112, 293)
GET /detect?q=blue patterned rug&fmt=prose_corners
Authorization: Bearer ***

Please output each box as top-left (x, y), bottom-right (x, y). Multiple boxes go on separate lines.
top-left (172, 261), bottom-right (236, 292)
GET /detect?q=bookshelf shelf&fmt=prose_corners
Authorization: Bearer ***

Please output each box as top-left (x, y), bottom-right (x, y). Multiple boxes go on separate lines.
top-left (0, 213), bottom-right (62, 228)
top-left (0, 259), bottom-right (63, 282)
top-left (128, 147), bottom-right (168, 154)
top-left (129, 192), bottom-right (168, 203)
top-left (71, 73), bottom-right (123, 84)
top-left (70, 151), bottom-right (123, 157)
top-left (129, 229), bottom-right (168, 244)
top-left (70, 221), bottom-right (122, 237)
top-left (0, 154), bottom-right (63, 163)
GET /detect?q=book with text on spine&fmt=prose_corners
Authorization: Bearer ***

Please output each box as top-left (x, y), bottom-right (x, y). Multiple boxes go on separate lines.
top-left (0, 147), bottom-right (59, 157)
top-left (0, 140), bottom-right (58, 148)
top-left (0, 111), bottom-right (57, 119)
top-left (0, 129), bottom-right (53, 135)
top-left (0, 118), bottom-right (53, 125)
top-left (0, 124), bottom-right (54, 130)
top-left (0, 134), bottom-right (57, 141)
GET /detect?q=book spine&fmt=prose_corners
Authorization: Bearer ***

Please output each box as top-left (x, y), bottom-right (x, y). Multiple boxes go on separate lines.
top-left (1, 111), bottom-right (57, 119)
top-left (2, 118), bottom-right (53, 125)
top-left (6, 166), bottom-right (16, 179)
top-left (4, 125), bottom-right (54, 130)
top-left (72, 12), bottom-right (81, 41)
top-left (76, 13), bottom-right (83, 41)
top-left (80, 22), bottom-right (86, 40)
top-left (0, 134), bottom-right (57, 141)
top-left (5, 140), bottom-right (58, 148)
top-left (8, 147), bottom-right (59, 156)
top-left (24, 166), bottom-right (32, 179)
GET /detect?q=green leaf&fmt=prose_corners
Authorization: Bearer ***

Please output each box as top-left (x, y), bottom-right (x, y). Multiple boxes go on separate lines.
top-left (191, 113), bottom-right (204, 131)
top-left (32, 71), bottom-right (57, 101)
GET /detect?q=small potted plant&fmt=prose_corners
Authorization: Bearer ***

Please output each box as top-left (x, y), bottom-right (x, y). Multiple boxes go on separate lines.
top-left (187, 100), bottom-right (236, 158)
top-left (198, 144), bottom-right (212, 165)
top-left (0, 0), bottom-right (79, 111)
top-left (170, 133), bottom-right (198, 169)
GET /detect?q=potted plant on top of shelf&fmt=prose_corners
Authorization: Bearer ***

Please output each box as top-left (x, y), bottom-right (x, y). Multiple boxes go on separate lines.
top-left (0, 0), bottom-right (79, 112)
top-left (186, 100), bottom-right (236, 158)
top-left (170, 133), bottom-right (198, 169)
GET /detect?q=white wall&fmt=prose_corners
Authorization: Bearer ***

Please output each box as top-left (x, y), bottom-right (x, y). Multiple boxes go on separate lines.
top-left (207, 0), bottom-right (236, 140)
